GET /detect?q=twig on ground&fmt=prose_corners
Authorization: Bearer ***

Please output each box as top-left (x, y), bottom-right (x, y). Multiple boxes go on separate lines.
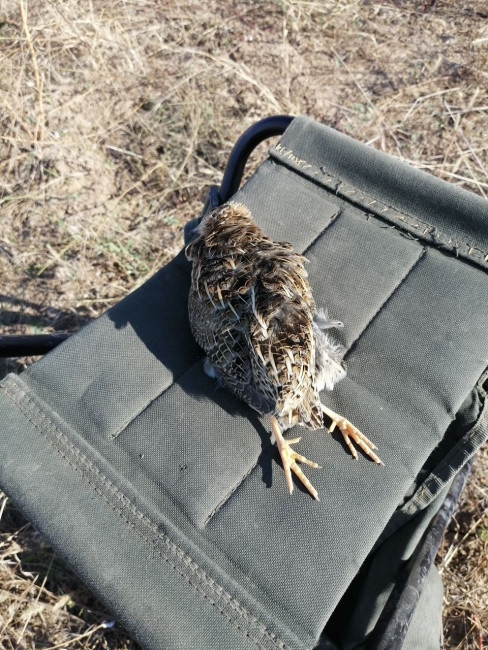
top-left (18, 0), bottom-right (45, 142)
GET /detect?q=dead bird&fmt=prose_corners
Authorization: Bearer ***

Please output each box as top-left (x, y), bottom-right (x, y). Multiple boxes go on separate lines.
top-left (185, 202), bottom-right (382, 500)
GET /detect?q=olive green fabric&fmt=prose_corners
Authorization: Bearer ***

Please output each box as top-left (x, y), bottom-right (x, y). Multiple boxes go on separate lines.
top-left (401, 565), bottom-right (444, 650)
top-left (0, 116), bottom-right (487, 650)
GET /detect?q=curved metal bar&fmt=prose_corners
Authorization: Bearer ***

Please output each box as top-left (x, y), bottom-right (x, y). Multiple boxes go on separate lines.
top-left (218, 115), bottom-right (293, 203)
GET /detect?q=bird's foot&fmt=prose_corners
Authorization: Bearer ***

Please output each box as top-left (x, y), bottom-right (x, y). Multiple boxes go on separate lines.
top-left (270, 416), bottom-right (321, 500)
top-left (321, 404), bottom-right (383, 465)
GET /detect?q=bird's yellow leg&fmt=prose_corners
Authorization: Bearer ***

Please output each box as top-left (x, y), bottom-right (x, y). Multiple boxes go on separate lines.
top-left (321, 404), bottom-right (384, 465)
top-left (269, 416), bottom-right (321, 500)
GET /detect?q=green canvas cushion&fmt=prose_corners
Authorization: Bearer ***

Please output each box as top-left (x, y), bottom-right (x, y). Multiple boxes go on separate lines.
top-left (0, 117), bottom-right (487, 650)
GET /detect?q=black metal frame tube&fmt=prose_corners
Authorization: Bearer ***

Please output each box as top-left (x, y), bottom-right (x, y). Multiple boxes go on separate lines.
top-left (0, 334), bottom-right (70, 357)
top-left (218, 115), bottom-right (293, 203)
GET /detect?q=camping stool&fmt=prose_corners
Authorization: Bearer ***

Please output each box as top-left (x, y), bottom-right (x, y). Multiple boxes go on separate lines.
top-left (1, 116), bottom-right (487, 650)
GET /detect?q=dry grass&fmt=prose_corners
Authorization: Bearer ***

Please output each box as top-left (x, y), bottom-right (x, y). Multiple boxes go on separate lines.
top-left (0, 0), bottom-right (487, 647)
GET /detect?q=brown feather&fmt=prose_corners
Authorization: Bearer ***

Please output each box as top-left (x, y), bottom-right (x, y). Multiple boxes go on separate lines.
top-left (185, 202), bottom-right (345, 430)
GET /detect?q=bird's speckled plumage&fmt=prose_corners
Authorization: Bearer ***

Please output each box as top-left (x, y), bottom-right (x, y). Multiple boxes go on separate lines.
top-left (186, 202), bottom-right (382, 499)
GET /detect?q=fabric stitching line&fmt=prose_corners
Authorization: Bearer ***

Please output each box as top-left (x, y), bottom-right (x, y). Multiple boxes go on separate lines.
top-left (110, 354), bottom-right (204, 439)
top-left (271, 145), bottom-right (488, 266)
top-left (402, 367), bottom-right (488, 514)
top-left (273, 145), bottom-right (488, 263)
top-left (344, 246), bottom-right (428, 359)
top-left (203, 459), bottom-right (260, 526)
top-left (2, 382), bottom-right (290, 650)
top-left (402, 396), bottom-right (488, 515)
top-left (301, 209), bottom-right (342, 257)
top-left (412, 401), bottom-right (488, 511)
top-left (11, 377), bottom-right (315, 648)
top-left (1, 381), bottom-right (294, 650)
top-left (11, 383), bottom-right (293, 649)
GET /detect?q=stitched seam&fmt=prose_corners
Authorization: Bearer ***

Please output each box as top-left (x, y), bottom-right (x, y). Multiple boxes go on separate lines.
top-left (3, 382), bottom-right (290, 650)
top-left (271, 144), bottom-right (488, 268)
top-left (404, 388), bottom-right (488, 514)
top-left (110, 355), bottom-right (204, 439)
top-left (301, 209), bottom-right (342, 257)
top-left (345, 247), bottom-right (428, 358)
top-left (1, 380), bottom-right (295, 650)
top-left (203, 459), bottom-right (259, 526)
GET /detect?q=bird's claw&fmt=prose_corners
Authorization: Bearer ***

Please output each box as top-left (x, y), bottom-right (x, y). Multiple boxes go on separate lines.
top-left (279, 438), bottom-right (321, 500)
top-left (321, 404), bottom-right (383, 465)
top-left (270, 417), bottom-right (321, 500)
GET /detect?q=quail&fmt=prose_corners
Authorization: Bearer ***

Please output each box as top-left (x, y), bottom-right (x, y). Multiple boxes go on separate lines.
top-left (185, 202), bottom-right (382, 500)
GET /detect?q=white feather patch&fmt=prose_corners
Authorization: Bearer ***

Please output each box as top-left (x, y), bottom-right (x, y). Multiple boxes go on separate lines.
top-left (203, 357), bottom-right (218, 378)
top-left (313, 313), bottom-right (347, 392)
